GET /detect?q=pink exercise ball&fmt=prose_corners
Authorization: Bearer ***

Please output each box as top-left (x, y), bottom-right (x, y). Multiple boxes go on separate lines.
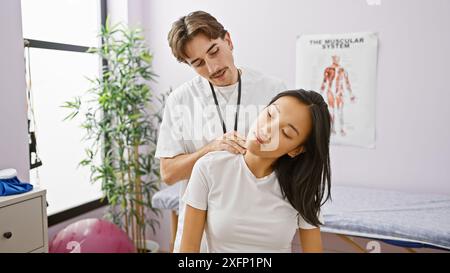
top-left (49, 218), bottom-right (137, 253)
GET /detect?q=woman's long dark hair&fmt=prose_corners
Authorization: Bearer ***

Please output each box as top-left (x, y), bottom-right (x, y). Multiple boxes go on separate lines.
top-left (270, 89), bottom-right (331, 227)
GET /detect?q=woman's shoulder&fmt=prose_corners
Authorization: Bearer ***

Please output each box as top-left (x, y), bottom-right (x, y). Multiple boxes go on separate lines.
top-left (191, 152), bottom-right (241, 188)
top-left (199, 150), bottom-right (239, 162)
top-left (196, 151), bottom-right (240, 170)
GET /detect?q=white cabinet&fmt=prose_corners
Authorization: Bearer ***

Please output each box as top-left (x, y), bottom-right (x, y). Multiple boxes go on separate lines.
top-left (0, 188), bottom-right (48, 253)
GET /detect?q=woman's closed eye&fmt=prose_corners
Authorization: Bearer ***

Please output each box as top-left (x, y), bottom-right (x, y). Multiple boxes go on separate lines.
top-left (282, 129), bottom-right (292, 139)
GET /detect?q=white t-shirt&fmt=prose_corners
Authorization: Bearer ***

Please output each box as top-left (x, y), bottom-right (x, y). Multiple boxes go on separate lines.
top-left (155, 67), bottom-right (286, 252)
top-left (182, 151), bottom-right (322, 253)
top-left (215, 81), bottom-right (239, 103)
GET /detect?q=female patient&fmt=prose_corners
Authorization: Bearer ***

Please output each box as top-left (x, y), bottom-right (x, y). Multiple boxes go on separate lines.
top-left (180, 89), bottom-right (331, 252)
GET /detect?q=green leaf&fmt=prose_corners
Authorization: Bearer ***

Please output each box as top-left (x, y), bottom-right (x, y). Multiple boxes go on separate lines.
top-left (140, 51), bottom-right (153, 63)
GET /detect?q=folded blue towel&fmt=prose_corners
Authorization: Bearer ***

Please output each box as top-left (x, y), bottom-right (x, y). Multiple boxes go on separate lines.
top-left (0, 170), bottom-right (33, 196)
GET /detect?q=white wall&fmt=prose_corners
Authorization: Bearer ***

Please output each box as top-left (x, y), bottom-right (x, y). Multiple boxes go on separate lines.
top-left (107, 0), bottom-right (145, 28)
top-left (0, 0), bottom-right (29, 182)
top-left (142, 0), bottom-right (450, 195)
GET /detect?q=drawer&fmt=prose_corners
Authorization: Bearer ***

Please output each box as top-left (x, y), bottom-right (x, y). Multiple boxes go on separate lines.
top-left (0, 196), bottom-right (44, 252)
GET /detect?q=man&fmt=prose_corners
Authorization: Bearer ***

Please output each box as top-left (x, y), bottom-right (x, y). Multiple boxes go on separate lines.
top-left (320, 55), bottom-right (355, 136)
top-left (155, 10), bottom-right (286, 252)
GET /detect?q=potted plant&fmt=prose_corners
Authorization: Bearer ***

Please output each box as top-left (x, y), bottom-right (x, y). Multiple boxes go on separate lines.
top-left (63, 20), bottom-right (165, 253)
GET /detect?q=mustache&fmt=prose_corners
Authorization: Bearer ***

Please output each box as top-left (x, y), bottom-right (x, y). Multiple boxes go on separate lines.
top-left (210, 67), bottom-right (227, 79)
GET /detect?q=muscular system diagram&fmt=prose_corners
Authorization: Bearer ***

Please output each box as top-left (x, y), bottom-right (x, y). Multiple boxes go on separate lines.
top-left (320, 55), bottom-right (355, 136)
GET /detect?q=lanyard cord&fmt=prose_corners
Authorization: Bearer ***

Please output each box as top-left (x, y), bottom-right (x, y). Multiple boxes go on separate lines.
top-left (208, 69), bottom-right (242, 134)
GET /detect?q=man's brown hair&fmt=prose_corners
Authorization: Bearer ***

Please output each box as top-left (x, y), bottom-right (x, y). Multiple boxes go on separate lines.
top-left (168, 11), bottom-right (227, 63)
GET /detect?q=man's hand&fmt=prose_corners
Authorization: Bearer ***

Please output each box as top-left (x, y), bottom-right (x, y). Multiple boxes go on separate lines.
top-left (160, 131), bottom-right (247, 184)
top-left (204, 131), bottom-right (247, 154)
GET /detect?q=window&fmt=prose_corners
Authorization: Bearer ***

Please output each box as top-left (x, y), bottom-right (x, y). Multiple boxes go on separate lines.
top-left (21, 0), bottom-right (100, 47)
top-left (21, 0), bottom-right (106, 216)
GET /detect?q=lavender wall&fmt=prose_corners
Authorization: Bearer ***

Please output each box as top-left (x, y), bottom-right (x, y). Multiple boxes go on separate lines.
top-left (142, 0), bottom-right (450, 194)
top-left (0, 0), bottom-right (30, 182)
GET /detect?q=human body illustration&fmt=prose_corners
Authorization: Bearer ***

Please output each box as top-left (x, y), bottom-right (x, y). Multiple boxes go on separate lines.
top-left (320, 55), bottom-right (355, 136)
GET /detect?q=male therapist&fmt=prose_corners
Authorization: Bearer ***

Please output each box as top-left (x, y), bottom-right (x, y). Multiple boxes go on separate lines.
top-left (155, 10), bottom-right (286, 252)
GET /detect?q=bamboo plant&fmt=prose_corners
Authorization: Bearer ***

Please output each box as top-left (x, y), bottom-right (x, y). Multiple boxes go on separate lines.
top-left (63, 21), bottom-right (166, 252)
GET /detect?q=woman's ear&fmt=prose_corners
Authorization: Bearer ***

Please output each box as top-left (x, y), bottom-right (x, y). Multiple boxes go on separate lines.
top-left (288, 146), bottom-right (305, 158)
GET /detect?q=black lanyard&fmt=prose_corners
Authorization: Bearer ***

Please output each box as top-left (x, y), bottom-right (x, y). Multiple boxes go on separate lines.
top-left (208, 69), bottom-right (242, 134)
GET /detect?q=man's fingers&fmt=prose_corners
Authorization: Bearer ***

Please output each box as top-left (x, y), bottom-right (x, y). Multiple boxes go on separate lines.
top-left (235, 138), bottom-right (247, 148)
top-left (228, 138), bottom-right (246, 150)
top-left (215, 132), bottom-right (247, 152)
top-left (223, 131), bottom-right (246, 141)
top-left (223, 131), bottom-right (247, 148)
top-left (220, 143), bottom-right (240, 154)
top-left (223, 139), bottom-right (246, 154)
top-left (230, 131), bottom-right (246, 141)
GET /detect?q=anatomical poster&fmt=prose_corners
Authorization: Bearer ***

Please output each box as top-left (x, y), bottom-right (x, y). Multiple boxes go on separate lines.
top-left (296, 32), bottom-right (378, 148)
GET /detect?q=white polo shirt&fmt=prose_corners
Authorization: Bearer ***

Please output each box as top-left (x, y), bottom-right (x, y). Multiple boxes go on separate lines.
top-left (182, 151), bottom-right (322, 252)
top-left (155, 67), bottom-right (286, 252)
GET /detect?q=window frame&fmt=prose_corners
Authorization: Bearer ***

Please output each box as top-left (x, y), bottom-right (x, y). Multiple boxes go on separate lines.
top-left (23, 0), bottom-right (109, 226)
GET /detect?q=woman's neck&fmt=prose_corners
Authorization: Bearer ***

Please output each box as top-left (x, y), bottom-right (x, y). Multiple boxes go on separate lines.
top-left (243, 151), bottom-right (275, 178)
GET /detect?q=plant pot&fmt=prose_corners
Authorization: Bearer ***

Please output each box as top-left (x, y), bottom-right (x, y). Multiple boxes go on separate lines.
top-left (136, 240), bottom-right (159, 253)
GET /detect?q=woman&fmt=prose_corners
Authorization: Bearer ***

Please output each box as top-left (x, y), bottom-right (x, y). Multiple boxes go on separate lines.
top-left (180, 89), bottom-right (331, 252)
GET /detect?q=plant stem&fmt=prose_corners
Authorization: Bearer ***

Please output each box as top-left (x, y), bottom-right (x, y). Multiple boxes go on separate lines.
top-left (118, 141), bottom-right (129, 235)
top-left (134, 142), bottom-right (144, 252)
